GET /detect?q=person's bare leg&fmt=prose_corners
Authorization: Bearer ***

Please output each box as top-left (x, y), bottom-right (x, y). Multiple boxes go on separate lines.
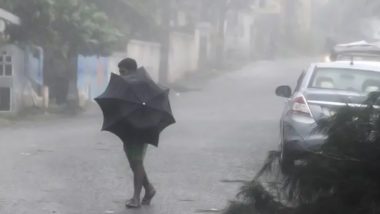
top-left (130, 160), bottom-right (144, 206)
top-left (124, 143), bottom-right (155, 207)
top-left (129, 160), bottom-right (155, 206)
top-left (141, 167), bottom-right (156, 205)
top-left (124, 144), bottom-right (142, 208)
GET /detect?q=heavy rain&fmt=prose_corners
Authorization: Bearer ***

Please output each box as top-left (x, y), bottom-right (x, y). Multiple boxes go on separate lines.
top-left (0, 0), bottom-right (380, 213)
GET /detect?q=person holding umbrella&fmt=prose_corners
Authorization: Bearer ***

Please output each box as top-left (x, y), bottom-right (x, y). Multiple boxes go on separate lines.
top-left (118, 58), bottom-right (156, 208)
top-left (95, 58), bottom-right (175, 208)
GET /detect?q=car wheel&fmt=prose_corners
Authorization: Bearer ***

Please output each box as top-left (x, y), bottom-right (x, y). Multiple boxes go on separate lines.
top-left (280, 143), bottom-right (294, 173)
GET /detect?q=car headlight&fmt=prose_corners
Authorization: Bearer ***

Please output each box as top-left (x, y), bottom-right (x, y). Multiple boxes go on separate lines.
top-left (324, 54), bottom-right (331, 62)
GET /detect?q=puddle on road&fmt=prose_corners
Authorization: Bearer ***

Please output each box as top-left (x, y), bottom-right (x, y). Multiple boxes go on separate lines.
top-left (95, 148), bottom-right (111, 151)
top-left (220, 179), bottom-right (248, 184)
top-left (171, 85), bottom-right (202, 93)
top-left (40, 201), bottom-right (62, 214)
top-left (195, 208), bottom-right (221, 213)
top-left (20, 149), bottom-right (54, 156)
top-left (36, 149), bottom-right (54, 153)
top-left (178, 199), bottom-right (195, 202)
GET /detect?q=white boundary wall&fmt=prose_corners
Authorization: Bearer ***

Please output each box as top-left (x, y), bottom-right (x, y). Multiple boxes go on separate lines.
top-left (168, 31), bottom-right (199, 82)
top-left (127, 40), bottom-right (161, 82)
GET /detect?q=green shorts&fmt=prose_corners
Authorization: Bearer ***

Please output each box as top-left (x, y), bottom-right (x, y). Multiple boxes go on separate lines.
top-left (123, 143), bottom-right (148, 161)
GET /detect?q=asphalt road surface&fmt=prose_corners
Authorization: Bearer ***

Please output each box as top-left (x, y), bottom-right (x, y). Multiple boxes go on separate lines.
top-left (0, 58), bottom-right (315, 214)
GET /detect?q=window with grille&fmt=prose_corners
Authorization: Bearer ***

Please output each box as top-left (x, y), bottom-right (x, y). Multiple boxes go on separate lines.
top-left (0, 55), bottom-right (12, 77)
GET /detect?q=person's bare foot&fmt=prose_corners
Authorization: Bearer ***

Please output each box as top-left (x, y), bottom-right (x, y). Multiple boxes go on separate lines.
top-left (142, 186), bottom-right (156, 205)
top-left (126, 198), bottom-right (141, 208)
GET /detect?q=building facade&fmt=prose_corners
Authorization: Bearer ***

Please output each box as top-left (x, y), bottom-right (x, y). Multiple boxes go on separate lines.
top-left (0, 44), bottom-right (44, 115)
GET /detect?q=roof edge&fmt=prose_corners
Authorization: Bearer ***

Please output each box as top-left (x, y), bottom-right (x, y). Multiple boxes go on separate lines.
top-left (0, 8), bottom-right (20, 25)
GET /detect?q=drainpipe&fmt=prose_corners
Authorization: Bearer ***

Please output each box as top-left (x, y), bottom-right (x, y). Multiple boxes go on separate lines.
top-left (158, 0), bottom-right (172, 85)
top-left (35, 46), bottom-right (44, 85)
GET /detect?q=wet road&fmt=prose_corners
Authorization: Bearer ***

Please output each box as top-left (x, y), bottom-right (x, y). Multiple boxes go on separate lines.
top-left (0, 58), bottom-right (314, 214)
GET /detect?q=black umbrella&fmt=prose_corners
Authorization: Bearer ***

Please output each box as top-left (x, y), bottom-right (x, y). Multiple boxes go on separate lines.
top-left (95, 68), bottom-right (175, 146)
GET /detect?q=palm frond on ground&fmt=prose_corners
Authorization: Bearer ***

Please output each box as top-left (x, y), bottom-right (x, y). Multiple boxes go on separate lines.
top-left (225, 92), bottom-right (380, 214)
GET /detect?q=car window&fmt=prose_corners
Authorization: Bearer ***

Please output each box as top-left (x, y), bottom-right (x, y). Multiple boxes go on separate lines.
top-left (309, 68), bottom-right (380, 93)
top-left (294, 71), bottom-right (305, 92)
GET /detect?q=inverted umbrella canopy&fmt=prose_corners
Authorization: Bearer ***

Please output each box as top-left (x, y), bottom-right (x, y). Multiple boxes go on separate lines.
top-left (95, 68), bottom-right (175, 146)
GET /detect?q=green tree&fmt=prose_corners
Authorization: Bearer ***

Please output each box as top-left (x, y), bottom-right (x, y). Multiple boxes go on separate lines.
top-left (89, 0), bottom-right (161, 42)
top-left (89, 0), bottom-right (170, 83)
top-left (1, 0), bottom-right (122, 105)
top-left (97, 0), bottom-right (255, 82)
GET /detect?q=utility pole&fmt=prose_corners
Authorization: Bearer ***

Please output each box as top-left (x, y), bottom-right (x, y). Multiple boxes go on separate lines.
top-left (158, 0), bottom-right (171, 85)
top-left (215, 0), bottom-right (228, 68)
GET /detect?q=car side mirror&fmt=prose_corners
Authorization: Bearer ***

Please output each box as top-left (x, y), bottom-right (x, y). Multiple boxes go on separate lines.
top-left (276, 86), bottom-right (292, 98)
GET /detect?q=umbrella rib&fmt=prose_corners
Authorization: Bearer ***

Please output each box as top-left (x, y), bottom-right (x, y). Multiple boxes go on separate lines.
top-left (98, 97), bottom-right (168, 114)
top-left (102, 104), bottom-right (169, 130)
top-left (98, 73), bottom-right (175, 137)
top-left (100, 92), bottom-right (171, 114)
top-left (144, 90), bottom-right (172, 113)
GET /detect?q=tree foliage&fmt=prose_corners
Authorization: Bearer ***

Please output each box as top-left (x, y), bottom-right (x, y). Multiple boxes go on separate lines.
top-left (88, 0), bottom-right (160, 41)
top-left (2, 0), bottom-right (122, 56)
top-left (318, 0), bottom-right (380, 41)
top-left (225, 92), bottom-right (380, 214)
top-left (0, 0), bottom-right (123, 104)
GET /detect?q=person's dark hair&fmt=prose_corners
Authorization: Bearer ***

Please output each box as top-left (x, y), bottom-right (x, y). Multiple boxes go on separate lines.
top-left (118, 58), bottom-right (138, 71)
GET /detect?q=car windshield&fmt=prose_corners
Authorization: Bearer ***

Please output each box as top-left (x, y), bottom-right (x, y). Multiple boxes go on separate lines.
top-left (309, 68), bottom-right (380, 93)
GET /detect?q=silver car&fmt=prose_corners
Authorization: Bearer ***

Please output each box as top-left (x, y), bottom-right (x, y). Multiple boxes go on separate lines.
top-left (276, 60), bottom-right (380, 170)
top-left (329, 41), bottom-right (380, 62)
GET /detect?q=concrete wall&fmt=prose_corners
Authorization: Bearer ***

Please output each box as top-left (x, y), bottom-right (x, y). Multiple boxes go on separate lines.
top-left (282, 0), bottom-right (312, 37)
top-left (168, 31), bottom-right (199, 82)
top-left (251, 12), bottom-right (281, 59)
top-left (126, 32), bottom-right (200, 83)
top-left (107, 52), bottom-right (125, 76)
top-left (76, 52), bottom-right (128, 106)
top-left (299, 0), bottom-right (312, 33)
top-left (195, 23), bottom-right (213, 68)
top-left (126, 40), bottom-right (161, 82)
top-left (224, 10), bottom-right (255, 59)
top-left (77, 55), bottom-right (110, 105)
